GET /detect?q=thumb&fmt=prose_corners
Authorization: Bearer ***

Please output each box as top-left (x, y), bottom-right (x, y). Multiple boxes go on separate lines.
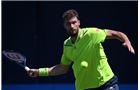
top-left (27, 70), bottom-right (31, 74)
top-left (122, 43), bottom-right (126, 46)
top-left (27, 69), bottom-right (34, 74)
top-left (122, 42), bottom-right (129, 47)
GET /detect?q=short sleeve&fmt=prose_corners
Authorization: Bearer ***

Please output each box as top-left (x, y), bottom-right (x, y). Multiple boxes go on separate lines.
top-left (89, 28), bottom-right (108, 44)
top-left (60, 41), bottom-right (72, 65)
top-left (61, 53), bottom-right (71, 65)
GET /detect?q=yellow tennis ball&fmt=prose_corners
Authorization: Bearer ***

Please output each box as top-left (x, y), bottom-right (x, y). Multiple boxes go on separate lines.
top-left (81, 61), bottom-right (88, 68)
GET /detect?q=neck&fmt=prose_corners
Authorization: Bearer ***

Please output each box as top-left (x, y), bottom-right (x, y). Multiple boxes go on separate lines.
top-left (71, 35), bottom-right (77, 44)
top-left (70, 28), bottom-right (80, 44)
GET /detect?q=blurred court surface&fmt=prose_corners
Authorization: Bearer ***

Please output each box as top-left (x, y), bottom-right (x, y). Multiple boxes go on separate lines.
top-left (2, 84), bottom-right (138, 90)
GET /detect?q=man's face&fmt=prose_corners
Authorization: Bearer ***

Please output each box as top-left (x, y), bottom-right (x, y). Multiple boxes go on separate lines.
top-left (64, 16), bottom-right (80, 37)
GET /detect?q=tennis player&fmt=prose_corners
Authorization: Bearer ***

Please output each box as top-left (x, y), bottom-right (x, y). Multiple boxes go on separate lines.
top-left (28, 9), bottom-right (135, 90)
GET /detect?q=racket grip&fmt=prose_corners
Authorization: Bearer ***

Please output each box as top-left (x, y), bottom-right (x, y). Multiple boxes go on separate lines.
top-left (25, 66), bottom-right (34, 76)
top-left (25, 66), bottom-right (30, 71)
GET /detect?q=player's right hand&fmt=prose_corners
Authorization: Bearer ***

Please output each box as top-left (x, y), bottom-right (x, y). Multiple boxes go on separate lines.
top-left (27, 69), bottom-right (39, 78)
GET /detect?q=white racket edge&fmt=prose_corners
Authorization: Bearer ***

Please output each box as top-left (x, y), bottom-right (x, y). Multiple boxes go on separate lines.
top-left (24, 66), bottom-right (30, 71)
top-left (24, 66), bottom-right (34, 76)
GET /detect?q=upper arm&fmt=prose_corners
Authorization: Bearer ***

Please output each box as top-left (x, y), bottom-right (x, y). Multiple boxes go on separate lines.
top-left (60, 63), bottom-right (70, 73)
top-left (48, 63), bottom-right (70, 75)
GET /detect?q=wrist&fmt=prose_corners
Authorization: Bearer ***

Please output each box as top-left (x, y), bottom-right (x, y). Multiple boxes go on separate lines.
top-left (38, 68), bottom-right (49, 76)
top-left (125, 41), bottom-right (131, 44)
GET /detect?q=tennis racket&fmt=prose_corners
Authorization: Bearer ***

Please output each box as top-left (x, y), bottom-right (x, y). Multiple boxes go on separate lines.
top-left (2, 50), bottom-right (34, 75)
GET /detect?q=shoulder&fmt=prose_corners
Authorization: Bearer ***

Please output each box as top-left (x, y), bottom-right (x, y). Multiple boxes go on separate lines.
top-left (81, 27), bottom-right (100, 33)
top-left (63, 38), bottom-right (72, 46)
top-left (84, 27), bottom-right (108, 34)
top-left (80, 27), bottom-right (100, 36)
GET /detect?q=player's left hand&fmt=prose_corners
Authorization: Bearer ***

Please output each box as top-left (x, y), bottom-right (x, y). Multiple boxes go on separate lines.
top-left (122, 41), bottom-right (135, 54)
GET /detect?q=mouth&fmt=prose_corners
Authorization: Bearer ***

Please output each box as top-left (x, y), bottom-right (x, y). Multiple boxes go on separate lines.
top-left (69, 29), bottom-right (76, 33)
top-left (68, 29), bottom-right (78, 36)
top-left (70, 28), bottom-right (76, 31)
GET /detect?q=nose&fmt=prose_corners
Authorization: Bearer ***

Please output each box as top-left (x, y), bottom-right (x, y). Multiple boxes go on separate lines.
top-left (70, 24), bottom-right (74, 28)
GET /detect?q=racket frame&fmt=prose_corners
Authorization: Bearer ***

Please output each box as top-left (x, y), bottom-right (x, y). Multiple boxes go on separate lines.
top-left (2, 50), bottom-right (30, 71)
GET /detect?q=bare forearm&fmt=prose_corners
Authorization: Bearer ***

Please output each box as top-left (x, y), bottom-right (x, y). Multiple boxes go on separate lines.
top-left (28, 64), bottom-right (69, 77)
top-left (107, 30), bottom-right (131, 43)
top-left (116, 31), bottom-right (130, 43)
top-left (48, 64), bottom-right (68, 76)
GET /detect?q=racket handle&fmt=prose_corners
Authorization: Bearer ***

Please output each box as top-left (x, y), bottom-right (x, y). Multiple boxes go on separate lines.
top-left (25, 66), bottom-right (30, 71)
top-left (24, 66), bottom-right (34, 76)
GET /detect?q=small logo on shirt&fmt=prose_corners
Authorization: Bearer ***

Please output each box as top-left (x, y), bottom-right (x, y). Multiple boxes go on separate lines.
top-left (96, 28), bottom-right (100, 32)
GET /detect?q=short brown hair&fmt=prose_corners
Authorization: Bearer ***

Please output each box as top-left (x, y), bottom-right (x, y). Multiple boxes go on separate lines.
top-left (62, 9), bottom-right (79, 21)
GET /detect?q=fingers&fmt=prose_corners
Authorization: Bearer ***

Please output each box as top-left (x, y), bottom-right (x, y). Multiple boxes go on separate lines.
top-left (127, 45), bottom-right (135, 54)
top-left (128, 45), bottom-right (131, 52)
top-left (29, 72), bottom-right (33, 76)
top-left (127, 44), bottom-right (135, 54)
top-left (122, 43), bottom-right (126, 46)
top-left (27, 69), bottom-right (38, 78)
top-left (122, 42), bottom-right (135, 54)
top-left (130, 46), bottom-right (135, 54)
top-left (27, 70), bottom-right (33, 77)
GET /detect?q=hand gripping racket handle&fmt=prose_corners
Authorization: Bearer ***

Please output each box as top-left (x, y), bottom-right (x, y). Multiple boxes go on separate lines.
top-left (24, 66), bottom-right (34, 76)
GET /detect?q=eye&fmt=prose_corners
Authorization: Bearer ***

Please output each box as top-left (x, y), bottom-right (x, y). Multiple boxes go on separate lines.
top-left (66, 22), bottom-right (70, 26)
top-left (65, 21), bottom-right (77, 26)
top-left (72, 21), bottom-right (76, 24)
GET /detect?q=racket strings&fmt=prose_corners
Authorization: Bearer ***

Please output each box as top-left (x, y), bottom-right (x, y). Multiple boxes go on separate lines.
top-left (3, 52), bottom-right (26, 64)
